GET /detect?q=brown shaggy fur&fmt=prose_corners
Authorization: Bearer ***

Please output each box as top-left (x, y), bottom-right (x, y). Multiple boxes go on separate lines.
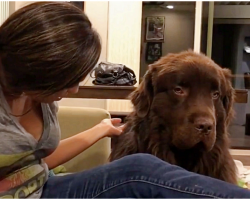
top-left (110, 50), bottom-right (237, 184)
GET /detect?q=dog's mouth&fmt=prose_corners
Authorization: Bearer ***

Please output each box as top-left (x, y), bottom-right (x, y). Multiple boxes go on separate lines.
top-left (192, 142), bottom-right (207, 151)
top-left (171, 141), bottom-right (206, 154)
top-left (172, 132), bottom-right (216, 152)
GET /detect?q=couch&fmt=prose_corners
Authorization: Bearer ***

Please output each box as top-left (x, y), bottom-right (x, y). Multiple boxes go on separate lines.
top-left (57, 106), bottom-right (111, 172)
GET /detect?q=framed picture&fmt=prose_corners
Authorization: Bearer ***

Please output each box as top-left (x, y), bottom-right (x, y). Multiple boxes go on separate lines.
top-left (145, 42), bottom-right (162, 63)
top-left (145, 16), bottom-right (165, 42)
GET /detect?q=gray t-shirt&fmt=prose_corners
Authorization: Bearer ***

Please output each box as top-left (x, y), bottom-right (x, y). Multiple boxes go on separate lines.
top-left (0, 88), bottom-right (60, 198)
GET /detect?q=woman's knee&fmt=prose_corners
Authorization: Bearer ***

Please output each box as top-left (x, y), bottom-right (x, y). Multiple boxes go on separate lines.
top-left (115, 153), bottom-right (167, 167)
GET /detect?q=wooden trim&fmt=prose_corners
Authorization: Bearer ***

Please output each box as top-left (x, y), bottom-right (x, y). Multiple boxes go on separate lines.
top-left (68, 86), bottom-right (248, 104)
top-left (69, 86), bottom-right (134, 99)
top-left (194, 1), bottom-right (203, 52)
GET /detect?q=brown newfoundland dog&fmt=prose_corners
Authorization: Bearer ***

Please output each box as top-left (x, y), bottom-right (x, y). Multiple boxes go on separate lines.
top-left (110, 50), bottom-right (237, 184)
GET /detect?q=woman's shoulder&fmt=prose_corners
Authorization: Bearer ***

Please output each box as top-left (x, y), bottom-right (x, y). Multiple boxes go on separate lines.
top-left (48, 102), bottom-right (59, 114)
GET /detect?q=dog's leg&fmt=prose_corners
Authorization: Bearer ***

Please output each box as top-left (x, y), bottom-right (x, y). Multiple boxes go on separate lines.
top-left (214, 150), bottom-right (237, 184)
top-left (198, 147), bottom-right (237, 184)
top-left (211, 137), bottom-right (238, 184)
top-left (109, 131), bottom-right (139, 162)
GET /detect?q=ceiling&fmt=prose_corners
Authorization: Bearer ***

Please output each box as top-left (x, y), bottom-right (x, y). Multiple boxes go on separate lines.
top-left (214, 1), bottom-right (250, 5)
top-left (142, 1), bottom-right (196, 11)
top-left (143, 1), bottom-right (194, 6)
top-left (143, 1), bottom-right (250, 6)
top-left (142, 1), bottom-right (250, 13)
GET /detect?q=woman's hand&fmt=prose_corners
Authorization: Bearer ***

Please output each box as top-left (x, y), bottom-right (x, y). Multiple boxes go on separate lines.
top-left (45, 118), bottom-right (125, 169)
top-left (98, 118), bottom-right (125, 138)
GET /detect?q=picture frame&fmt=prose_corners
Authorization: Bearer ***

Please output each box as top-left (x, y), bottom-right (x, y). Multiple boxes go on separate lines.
top-left (145, 16), bottom-right (165, 42)
top-left (145, 42), bottom-right (162, 63)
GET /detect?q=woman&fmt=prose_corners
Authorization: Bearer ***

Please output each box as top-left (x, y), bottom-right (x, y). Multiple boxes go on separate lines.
top-left (0, 2), bottom-right (250, 198)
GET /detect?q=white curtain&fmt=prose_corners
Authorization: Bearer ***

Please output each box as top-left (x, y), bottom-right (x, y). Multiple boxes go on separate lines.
top-left (0, 1), bottom-right (9, 25)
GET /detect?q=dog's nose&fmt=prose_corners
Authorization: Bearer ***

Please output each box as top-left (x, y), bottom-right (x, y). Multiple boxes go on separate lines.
top-left (194, 118), bottom-right (213, 135)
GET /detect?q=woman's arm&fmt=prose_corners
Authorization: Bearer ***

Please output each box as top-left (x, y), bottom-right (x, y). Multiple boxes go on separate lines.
top-left (44, 118), bottom-right (123, 169)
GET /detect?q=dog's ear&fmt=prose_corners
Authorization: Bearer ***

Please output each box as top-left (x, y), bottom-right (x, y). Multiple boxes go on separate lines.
top-left (130, 66), bottom-right (154, 118)
top-left (221, 68), bottom-right (235, 125)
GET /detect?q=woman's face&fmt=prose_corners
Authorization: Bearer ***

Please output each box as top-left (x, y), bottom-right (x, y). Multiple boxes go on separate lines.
top-left (30, 84), bottom-right (79, 103)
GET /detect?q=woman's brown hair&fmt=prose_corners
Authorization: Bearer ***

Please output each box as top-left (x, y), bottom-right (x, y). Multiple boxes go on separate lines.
top-left (0, 2), bottom-right (101, 97)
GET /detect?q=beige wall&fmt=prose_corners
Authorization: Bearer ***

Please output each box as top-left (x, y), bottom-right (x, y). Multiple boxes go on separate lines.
top-left (55, 1), bottom-right (143, 112)
top-left (0, 1), bottom-right (9, 25)
top-left (106, 1), bottom-right (142, 112)
top-left (59, 1), bottom-right (108, 109)
top-left (15, 1), bottom-right (33, 10)
top-left (214, 5), bottom-right (250, 19)
top-left (10, 1), bottom-right (199, 112)
top-left (11, 2), bottom-right (200, 113)
top-left (140, 7), bottom-right (195, 77)
top-left (9, 1), bottom-right (34, 16)
top-left (11, 1), bottom-right (108, 109)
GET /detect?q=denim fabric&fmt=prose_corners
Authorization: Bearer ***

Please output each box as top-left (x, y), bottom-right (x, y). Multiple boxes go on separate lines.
top-left (41, 154), bottom-right (250, 198)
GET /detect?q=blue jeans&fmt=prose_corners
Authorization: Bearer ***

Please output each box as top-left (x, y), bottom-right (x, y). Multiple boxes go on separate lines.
top-left (41, 154), bottom-right (250, 198)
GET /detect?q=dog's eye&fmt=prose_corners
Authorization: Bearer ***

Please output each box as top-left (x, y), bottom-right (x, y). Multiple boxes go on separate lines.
top-left (173, 86), bottom-right (184, 95)
top-left (212, 91), bottom-right (220, 99)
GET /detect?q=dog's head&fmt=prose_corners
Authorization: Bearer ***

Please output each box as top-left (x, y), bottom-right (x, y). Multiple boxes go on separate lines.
top-left (131, 51), bottom-right (234, 152)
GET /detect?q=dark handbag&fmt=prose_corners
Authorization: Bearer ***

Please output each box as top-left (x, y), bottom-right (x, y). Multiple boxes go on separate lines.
top-left (91, 62), bottom-right (137, 86)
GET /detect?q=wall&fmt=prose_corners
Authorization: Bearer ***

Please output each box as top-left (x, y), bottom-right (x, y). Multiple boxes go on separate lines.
top-left (11, 1), bottom-right (142, 112)
top-left (59, 1), bottom-right (108, 109)
top-left (10, 1), bottom-right (107, 109)
top-left (140, 7), bottom-right (195, 77)
top-left (61, 1), bottom-right (143, 112)
top-left (14, 1), bottom-right (33, 10)
top-left (214, 5), bottom-right (250, 19)
top-left (0, 1), bottom-right (9, 25)
top-left (106, 1), bottom-right (142, 112)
